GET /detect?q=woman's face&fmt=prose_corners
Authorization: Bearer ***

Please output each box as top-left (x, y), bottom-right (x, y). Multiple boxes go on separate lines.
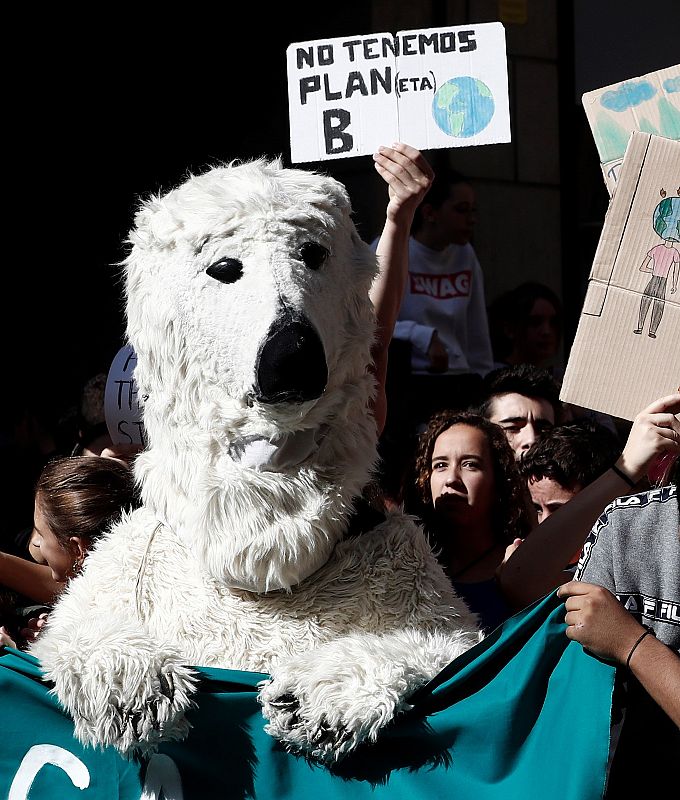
top-left (30, 496), bottom-right (78, 583)
top-left (429, 424), bottom-right (496, 524)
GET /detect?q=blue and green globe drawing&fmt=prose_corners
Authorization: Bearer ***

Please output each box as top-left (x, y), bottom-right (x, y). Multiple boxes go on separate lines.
top-left (432, 76), bottom-right (495, 138)
top-left (653, 196), bottom-right (680, 242)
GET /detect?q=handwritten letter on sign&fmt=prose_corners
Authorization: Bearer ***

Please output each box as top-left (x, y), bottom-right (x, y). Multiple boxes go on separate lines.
top-left (287, 23), bottom-right (510, 163)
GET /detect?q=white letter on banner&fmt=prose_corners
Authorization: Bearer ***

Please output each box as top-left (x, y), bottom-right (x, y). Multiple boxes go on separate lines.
top-left (140, 753), bottom-right (184, 800)
top-left (9, 744), bottom-right (90, 798)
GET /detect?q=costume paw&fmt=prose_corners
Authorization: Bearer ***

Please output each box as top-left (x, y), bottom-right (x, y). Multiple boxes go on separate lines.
top-left (258, 666), bottom-right (398, 764)
top-left (52, 655), bottom-right (198, 756)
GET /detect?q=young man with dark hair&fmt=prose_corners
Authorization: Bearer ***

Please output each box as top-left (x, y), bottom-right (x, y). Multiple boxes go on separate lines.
top-left (519, 420), bottom-right (622, 524)
top-left (478, 363), bottom-right (562, 459)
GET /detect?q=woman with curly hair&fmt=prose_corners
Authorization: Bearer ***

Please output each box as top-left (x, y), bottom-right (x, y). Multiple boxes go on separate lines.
top-left (403, 410), bottom-right (532, 633)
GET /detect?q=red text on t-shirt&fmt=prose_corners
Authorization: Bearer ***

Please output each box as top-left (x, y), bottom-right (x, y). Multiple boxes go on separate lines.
top-left (409, 271), bottom-right (471, 299)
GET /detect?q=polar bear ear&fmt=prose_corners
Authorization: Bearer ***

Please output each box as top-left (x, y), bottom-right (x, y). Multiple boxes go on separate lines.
top-left (129, 195), bottom-right (184, 252)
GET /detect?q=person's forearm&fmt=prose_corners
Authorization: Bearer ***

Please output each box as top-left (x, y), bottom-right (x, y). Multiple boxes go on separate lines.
top-left (369, 220), bottom-right (411, 436)
top-left (371, 219), bottom-right (410, 348)
top-left (628, 633), bottom-right (680, 727)
top-left (368, 143), bottom-right (434, 435)
top-left (499, 467), bottom-right (633, 608)
top-left (0, 551), bottom-right (61, 604)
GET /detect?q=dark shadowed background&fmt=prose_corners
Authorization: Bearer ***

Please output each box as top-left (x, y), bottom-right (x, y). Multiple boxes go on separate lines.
top-left (5, 1), bottom-right (678, 437)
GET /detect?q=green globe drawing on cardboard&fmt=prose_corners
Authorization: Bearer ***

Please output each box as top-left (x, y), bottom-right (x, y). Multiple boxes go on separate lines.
top-left (432, 76), bottom-right (495, 137)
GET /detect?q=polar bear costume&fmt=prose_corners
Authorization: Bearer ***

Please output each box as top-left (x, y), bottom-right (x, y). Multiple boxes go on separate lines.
top-left (32, 158), bottom-right (481, 765)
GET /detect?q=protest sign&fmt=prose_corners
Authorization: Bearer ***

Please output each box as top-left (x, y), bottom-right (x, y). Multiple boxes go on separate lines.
top-left (582, 63), bottom-right (680, 194)
top-left (104, 344), bottom-right (146, 447)
top-left (286, 23), bottom-right (510, 163)
top-left (561, 131), bottom-right (680, 421)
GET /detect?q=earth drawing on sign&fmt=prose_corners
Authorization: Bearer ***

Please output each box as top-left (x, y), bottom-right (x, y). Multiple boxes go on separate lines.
top-left (432, 76), bottom-right (495, 137)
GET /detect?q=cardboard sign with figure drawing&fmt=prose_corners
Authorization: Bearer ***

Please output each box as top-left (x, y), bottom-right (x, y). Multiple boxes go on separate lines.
top-left (561, 131), bottom-right (679, 421)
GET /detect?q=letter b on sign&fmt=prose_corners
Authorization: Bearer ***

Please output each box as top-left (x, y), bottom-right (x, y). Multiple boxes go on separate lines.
top-left (323, 109), bottom-right (353, 154)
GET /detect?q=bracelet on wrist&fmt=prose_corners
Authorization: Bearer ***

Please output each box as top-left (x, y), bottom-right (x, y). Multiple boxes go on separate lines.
top-left (625, 625), bottom-right (655, 669)
top-left (611, 463), bottom-right (637, 490)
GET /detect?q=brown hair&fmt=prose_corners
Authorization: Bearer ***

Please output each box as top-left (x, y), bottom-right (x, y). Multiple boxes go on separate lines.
top-left (35, 456), bottom-right (138, 548)
top-left (403, 410), bottom-right (531, 550)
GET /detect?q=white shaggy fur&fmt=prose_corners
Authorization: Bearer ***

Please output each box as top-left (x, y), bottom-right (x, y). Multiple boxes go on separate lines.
top-left (32, 158), bottom-right (481, 764)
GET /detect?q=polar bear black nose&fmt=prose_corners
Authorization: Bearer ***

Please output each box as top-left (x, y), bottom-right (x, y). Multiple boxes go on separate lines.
top-left (255, 312), bottom-right (328, 404)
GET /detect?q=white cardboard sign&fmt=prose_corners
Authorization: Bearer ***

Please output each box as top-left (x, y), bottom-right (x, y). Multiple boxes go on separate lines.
top-left (287, 23), bottom-right (511, 163)
top-left (104, 344), bottom-right (146, 447)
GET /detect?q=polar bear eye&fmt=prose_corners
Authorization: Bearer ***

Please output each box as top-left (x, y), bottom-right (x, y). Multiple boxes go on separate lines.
top-left (299, 242), bottom-right (329, 271)
top-left (206, 257), bottom-right (243, 284)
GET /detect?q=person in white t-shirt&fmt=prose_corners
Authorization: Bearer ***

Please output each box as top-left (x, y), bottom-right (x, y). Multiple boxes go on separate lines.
top-left (371, 164), bottom-right (494, 500)
top-left (391, 167), bottom-right (494, 384)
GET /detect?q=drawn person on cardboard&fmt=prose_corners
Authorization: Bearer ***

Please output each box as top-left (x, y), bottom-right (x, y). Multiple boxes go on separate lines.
top-left (634, 192), bottom-right (679, 339)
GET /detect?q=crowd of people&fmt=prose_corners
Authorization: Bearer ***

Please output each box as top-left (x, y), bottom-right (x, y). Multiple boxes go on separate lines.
top-left (369, 144), bottom-right (678, 794)
top-left (0, 143), bottom-right (677, 795)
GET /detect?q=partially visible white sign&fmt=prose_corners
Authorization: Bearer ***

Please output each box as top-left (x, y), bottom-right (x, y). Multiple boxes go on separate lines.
top-left (582, 64), bottom-right (680, 195)
top-left (105, 344), bottom-right (146, 447)
top-left (287, 22), bottom-right (511, 163)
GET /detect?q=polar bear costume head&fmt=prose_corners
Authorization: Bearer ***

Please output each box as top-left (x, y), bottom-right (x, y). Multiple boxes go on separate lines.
top-left (124, 158), bottom-right (379, 594)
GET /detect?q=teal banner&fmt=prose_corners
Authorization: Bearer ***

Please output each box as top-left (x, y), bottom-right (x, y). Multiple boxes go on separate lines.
top-left (1, 591), bottom-right (614, 799)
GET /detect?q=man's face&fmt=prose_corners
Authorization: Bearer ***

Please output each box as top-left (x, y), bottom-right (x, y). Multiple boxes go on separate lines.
top-left (528, 476), bottom-right (580, 523)
top-left (488, 392), bottom-right (555, 458)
